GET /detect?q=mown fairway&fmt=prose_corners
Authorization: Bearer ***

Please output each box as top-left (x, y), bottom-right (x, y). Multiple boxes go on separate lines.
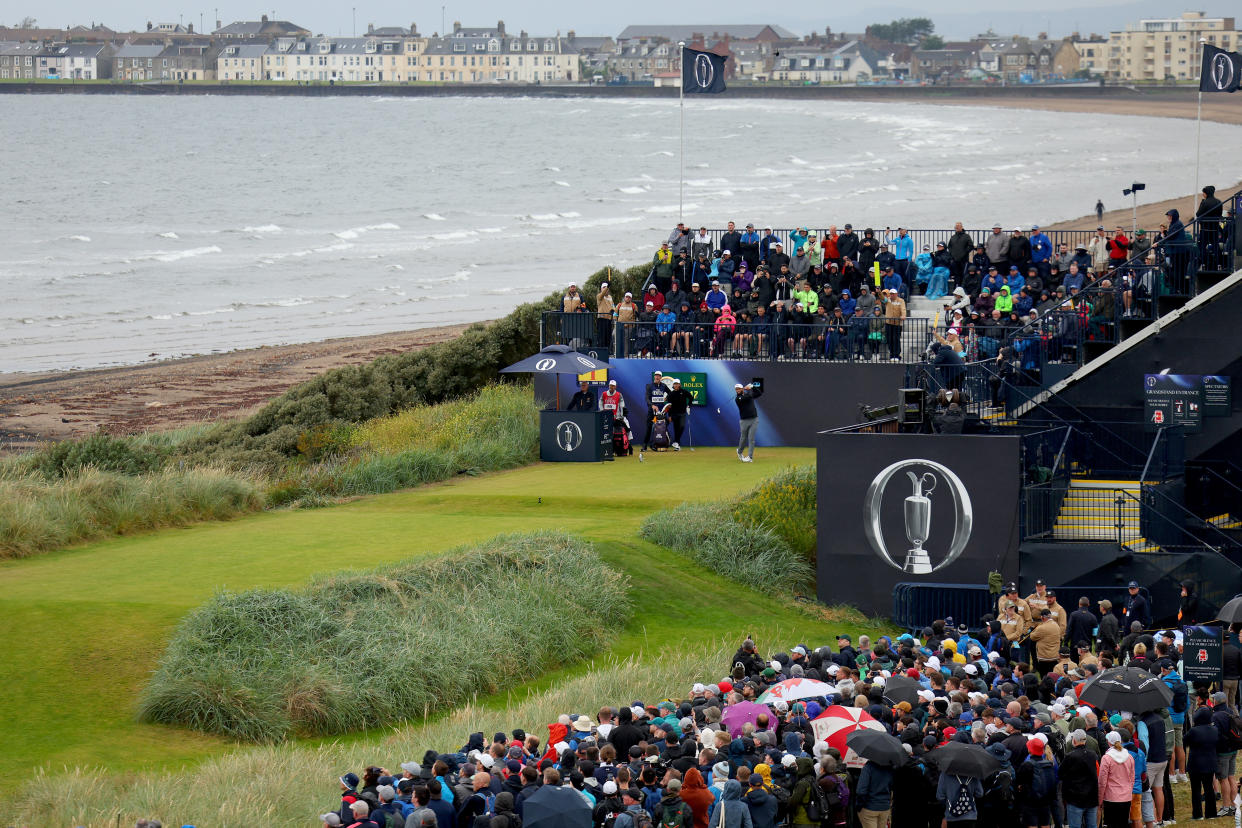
top-left (0, 447), bottom-right (870, 793)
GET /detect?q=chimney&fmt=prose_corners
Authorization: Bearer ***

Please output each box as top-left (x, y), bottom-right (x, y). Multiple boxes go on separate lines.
top-left (567, 29), bottom-right (575, 39)
top-left (452, 21), bottom-right (461, 34)
top-left (216, 19), bottom-right (221, 30)
top-left (188, 22), bottom-right (194, 32)
top-left (520, 30), bottom-right (527, 39)
top-left (261, 14), bottom-right (269, 23)
top-left (367, 23), bottom-right (374, 34)
top-left (146, 21), bottom-right (153, 30)
top-left (410, 22), bottom-right (417, 35)
top-left (497, 20), bottom-right (505, 35)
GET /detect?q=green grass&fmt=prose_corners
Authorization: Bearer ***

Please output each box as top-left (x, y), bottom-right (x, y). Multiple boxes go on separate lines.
top-left (138, 532), bottom-right (629, 742)
top-left (0, 447), bottom-right (875, 801)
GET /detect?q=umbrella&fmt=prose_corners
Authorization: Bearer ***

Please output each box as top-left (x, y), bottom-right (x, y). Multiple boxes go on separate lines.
top-left (880, 675), bottom-right (923, 707)
top-left (1079, 665), bottom-right (1173, 713)
top-left (923, 741), bottom-right (1002, 778)
top-left (499, 345), bottom-right (608, 408)
top-left (720, 701), bottom-right (773, 738)
top-left (845, 728), bottom-right (906, 767)
top-left (757, 678), bottom-right (836, 705)
top-left (1216, 595), bottom-right (1242, 624)
top-left (522, 783), bottom-right (592, 828)
top-left (812, 705), bottom-right (885, 768)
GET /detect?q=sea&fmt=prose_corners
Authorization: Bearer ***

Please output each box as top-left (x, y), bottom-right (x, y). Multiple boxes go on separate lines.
top-left (2, 95), bottom-right (1239, 373)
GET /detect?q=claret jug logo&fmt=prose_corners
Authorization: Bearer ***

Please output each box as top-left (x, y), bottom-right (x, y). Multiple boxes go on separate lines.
top-left (863, 459), bottom-right (973, 574)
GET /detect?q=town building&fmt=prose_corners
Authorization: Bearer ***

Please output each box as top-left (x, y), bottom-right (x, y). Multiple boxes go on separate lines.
top-left (0, 41), bottom-right (41, 79)
top-left (217, 43), bottom-right (268, 81)
top-left (1107, 11), bottom-right (1240, 81)
top-left (413, 21), bottom-right (576, 83)
top-left (771, 40), bottom-right (883, 83)
top-left (111, 43), bottom-right (164, 81)
top-left (1071, 36), bottom-right (1110, 77)
top-left (213, 15), bottom-right (309, 41)
top-left (911, 44), bottom-right (981, 82)
top-left (261, 35), bottom-right (420, 83)
top-left (615, 24), bottom-right (795, 45)
top-left (32, 42), bottom-right (115, 79)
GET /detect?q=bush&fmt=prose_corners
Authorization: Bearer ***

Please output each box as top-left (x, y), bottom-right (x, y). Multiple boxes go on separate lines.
top-left (137, 531), bottom-right (631, 742)
top-left (732, 465), bottom-right (817, 561)
top-left (31, 432), bottom-right (166, 479)
top-left (640, 502), bottom-right (814, 595)
top-left (0, 468), bottom-right (265, 559)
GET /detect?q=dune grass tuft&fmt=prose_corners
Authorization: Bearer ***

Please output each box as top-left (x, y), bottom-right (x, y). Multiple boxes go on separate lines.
top-left (137, 531), bottom-right (631, 742)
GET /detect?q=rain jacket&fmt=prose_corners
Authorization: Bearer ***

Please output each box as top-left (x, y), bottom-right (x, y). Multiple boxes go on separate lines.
top-left (707, 781), bottom-right (754, 828)
top-left (1097, 746), bottom-right (1134, 806)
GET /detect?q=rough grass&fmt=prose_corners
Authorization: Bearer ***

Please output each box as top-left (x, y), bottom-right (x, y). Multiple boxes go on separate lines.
top-left (640, 501), bottom-right (814, 594)
top-left (16, 645), bottom-right (728, 828)
top-left (137, 531), bottom-right (631, 742)
top-left (0, 468), bottom-right (264, 558)
top-left (732, 464), bottom-right (817, 561)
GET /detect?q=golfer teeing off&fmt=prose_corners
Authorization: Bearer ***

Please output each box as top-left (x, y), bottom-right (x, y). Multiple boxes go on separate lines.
top-left (734, 381), bottom-right (763, 462)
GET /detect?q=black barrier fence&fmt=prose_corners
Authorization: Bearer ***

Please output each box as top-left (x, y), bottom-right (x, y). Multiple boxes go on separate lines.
top-left (541, 312), bottom-right (933, 362)
top-left (893, 582), bottom-right (1156, 634)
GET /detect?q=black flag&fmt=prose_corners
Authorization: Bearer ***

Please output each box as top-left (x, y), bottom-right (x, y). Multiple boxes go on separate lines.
top-left (681, 47), bottom-right (727, 94)
top-left (1200, 43), bottom-right (1242, 93)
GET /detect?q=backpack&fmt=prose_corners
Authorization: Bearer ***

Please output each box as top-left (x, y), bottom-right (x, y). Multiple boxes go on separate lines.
top-left (1028, 760), bottom-right (1057, 803)
top-left (769, 783), bottom-right (792, 821)
top-left (947, 776), bottom-right (975, 818)
top-left (1222, 709), bottom-right (1242, 750)
top-left (631, 810), bottom-right (654, 828)
top-left (803, 782), bottom-right (830, 823)
top-left (1044, 728), bottom-right (1067, 762)
top-left (660, 803), bottom-right (687, 828)
top-left (985, 769), bottom-right (1013, 808)
top-left (1170, 677), bottom-right (1189, 713)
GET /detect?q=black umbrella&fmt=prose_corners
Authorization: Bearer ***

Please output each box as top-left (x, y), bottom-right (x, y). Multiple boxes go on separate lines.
top-left (499, 345), bottom-right (608, 408)
top-left (1216, 595), bottom-right (1242, 624)
top-left (1079, 665), bottom-right (1173, 713)
top-left (923, 741), bottom-right (1002, 778)
top-left (522, 784), bottom-right (592, 828)
top-left (846, 728), bottom-right (906, 767)
top-left (881, 675), bottom-right (922, 707)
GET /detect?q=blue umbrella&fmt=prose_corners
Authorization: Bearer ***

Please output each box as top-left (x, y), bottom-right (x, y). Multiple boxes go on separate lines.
top-left (522, 784), bottom-right (592, 828)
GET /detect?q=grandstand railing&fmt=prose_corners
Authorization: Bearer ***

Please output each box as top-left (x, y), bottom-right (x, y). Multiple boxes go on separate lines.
top-left (541, 312), bottom-right (932, 362)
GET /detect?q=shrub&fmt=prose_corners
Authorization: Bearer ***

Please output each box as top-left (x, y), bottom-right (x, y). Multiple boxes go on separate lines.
top-left (640, 502), bottom-right (814, 595)
top-left (31, 431), bottom-right (166, 479)
top-left (732, 465), bottom-right (817, 560)
top-left (0, 468), bottom-right (265, 559)
top-left (137, 532), bottom-right (631, 742)
top-left (295, 421), bottom-right (355, 462)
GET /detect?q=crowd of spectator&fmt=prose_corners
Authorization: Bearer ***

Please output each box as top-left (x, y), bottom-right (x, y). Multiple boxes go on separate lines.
top-left (559, 191), bottom-right (1233, 365)
top-left (290, 576), bottom-right (1242, 828)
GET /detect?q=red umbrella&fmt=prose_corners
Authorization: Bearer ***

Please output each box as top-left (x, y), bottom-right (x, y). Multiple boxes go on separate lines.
top-left (812, 705), bottom-right (885, 768)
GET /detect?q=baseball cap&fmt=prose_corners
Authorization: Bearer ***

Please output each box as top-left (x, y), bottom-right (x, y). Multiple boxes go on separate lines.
top-left (1128, 580), bottom-right (1140, 589)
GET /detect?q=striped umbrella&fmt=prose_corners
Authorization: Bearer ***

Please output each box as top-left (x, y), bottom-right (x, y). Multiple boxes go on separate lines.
top-left (756, 678), bottom-right (836, 704)
top-left (811, 705), bottom-right (885, 768)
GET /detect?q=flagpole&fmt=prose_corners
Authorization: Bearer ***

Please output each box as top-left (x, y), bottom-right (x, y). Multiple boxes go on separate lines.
top-left (1194, 37), bottom-right (1205, 216)
top-left (678, 41), bottom-right (686, 225)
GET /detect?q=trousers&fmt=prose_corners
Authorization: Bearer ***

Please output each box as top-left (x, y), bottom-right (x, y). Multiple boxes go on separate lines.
top-left (737, 417), bottom-right (758, 458)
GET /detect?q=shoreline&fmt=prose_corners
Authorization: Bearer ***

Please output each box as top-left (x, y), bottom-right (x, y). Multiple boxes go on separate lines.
top-left (3, 91), bottom-right (1238, 450)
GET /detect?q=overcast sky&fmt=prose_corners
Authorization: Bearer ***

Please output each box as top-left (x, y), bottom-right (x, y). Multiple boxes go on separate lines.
top-left (16, 0), bottom-right (1242, 40)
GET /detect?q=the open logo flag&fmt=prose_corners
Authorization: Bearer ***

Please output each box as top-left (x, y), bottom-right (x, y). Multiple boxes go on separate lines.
top-left (682, 47), bottom-right (727, 94)
top-left (1200, 44), bottom-right (1242, 93)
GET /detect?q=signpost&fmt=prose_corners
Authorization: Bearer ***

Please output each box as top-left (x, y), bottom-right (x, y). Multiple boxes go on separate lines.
top-left (1203, 375), bottom-right (1233, 417)
top-left (1183, 624), bottom-right (1223, 684)
top-left (1144, 374), bottom-right (1207, 432)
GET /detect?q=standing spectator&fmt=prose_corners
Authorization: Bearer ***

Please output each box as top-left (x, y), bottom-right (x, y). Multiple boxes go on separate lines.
top-left (821, 225), bottom-right (841, 269)
top-left (759, 228), bottom-right (781, 263)
top-left (855, 752), bottom-right (893, 828)
top-left (1096, 200), bottom-right (1105, 223)
top-left (766, 243), bottom-right (790, 275)
top-left (1098, 731), bottom-right (1135, 828)
top-left (1158, 658), bottom-right (1190, 783)
top-left (691, 227), bottom-right (712, 261)
top-left (837, 224), bottom-right (859, 263)
top-left (652, 243), bottom-right (675, 292)
top-left (1224, 627), bottom-right (1242, 710)
top-left (1016, 738), bottom-right (1057, 828)
top-left (707, 780), bottom-right (753, 828)
top-left (936, 765), bottom-right (983, 826)
top-left (1196, 185), bottom-right (1225, 269)
top-left (1029, 226), bottom-right (1052, 284)
top-left (1007, 228), bottom-right (1031, 277)
top-left (1138, 703), bottom-right (1169, 824)
top-left (1185, 707), bottom-right (1219, 820)
top-left (737, 224), bottom-right (761, 272)
top-left (1060, 730), bottom-right (1100, 828)
top-left (985, 224), bottom-right (1009, 275)
top-left (1123, 582), bottom-right (1150, 631)
top-left (563, 284), bottom-right (583, 313)
top-left (891, 227), bottom-right (914, 284)
top-left (1106, 228), bottom-right (1130, 271)
top-left (1067, 598), bottom-right (1096, 654)
top-left (1086, 228), bottom-right (1109, 276)
top-left (1178, 581), bottom-right (1200, 626)
top-left (596, 283), bottom-right (616, 349)
top-left (1097, 600), bottom-right (1119, 654)
top-left (1211, 691), bottom-right (1239, 816)
top-left (882, 289), bottom-right (906, 362)
top-left (947, 222), bottom-right (975, 280)
top-left (720, 222), bottom-right (741, 261)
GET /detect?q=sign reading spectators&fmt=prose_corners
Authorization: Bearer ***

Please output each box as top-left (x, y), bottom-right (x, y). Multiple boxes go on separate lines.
top-left (1183, 624), bottom-right (1223, 683)
top-left (816, 433), bottom-right (1020, 617)
top-left (1203, 375), bottom-right (1233, 417)
top-left (1144, 374), bottom-right (1204, 432)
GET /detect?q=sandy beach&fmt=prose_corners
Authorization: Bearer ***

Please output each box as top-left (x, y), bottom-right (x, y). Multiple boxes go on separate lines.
top-left (1, 91), bottom-right (1237, 451)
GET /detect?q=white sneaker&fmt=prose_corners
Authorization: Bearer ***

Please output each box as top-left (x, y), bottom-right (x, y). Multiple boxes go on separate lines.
top-left (672, 443), bottom-right (680, 451)
top-left (737, 450), bottom-right (744, 460)
top-left (742, 456), bottom-right (753, 463)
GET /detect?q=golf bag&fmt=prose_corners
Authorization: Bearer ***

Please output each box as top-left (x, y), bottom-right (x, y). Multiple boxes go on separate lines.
top-left (612, 417), bottom-right (632, 456)
top-left (649, 412), bottom-right (671, 450)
